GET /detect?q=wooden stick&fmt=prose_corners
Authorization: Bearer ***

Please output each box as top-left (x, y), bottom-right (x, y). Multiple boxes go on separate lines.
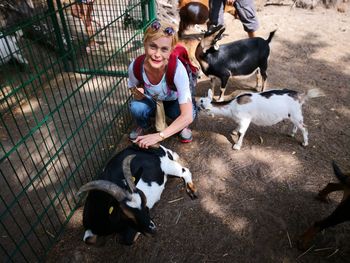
top-left (286, 230), bottom-right (292, 248)
top-left (175, 211), bottom-right (182, 224)
top-left (45, 230), bottom-right (55, 238)
top-left (168, 197), bottom-right (184, 203)
top-left (297, 245), bottom-right (315, 259)
top-left (327, 248), bottom-right (339, 258)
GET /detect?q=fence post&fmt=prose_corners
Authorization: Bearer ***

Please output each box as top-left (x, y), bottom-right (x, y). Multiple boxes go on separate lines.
top-left (55, 0), bottom-right (75, 71)
top-left (141, 0), bottom-right (156, 29)
top-left (148, 0), bottom-right (157, 23)
top-left (46, 0), bottom-right (70, 71)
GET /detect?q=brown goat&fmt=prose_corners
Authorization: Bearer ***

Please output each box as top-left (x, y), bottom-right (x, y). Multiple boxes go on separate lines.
top-left (178, 0), bottom-right (236, 14)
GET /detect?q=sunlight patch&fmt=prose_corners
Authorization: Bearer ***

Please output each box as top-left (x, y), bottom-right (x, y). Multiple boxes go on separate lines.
top-left (227, 217), bottom-right (249, 233)
top-left (201, 196), bottom-right (249, 233)
top-left (233, 148), bottom-right (302, 183)
top-left (208, 157), bottom-right (231, 178)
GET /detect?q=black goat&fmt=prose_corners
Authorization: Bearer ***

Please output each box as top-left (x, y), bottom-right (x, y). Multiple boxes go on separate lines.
top-left (298, 161), bottom-right (350, 250)
top-left (195, 25), bottom-right (276, 101)
top-left (78, 144), bottom-right (197, 245)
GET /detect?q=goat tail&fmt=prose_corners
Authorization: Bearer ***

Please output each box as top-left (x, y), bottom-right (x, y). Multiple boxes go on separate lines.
top-left (266, 30), bottom-right (277, 43)
top-left (306, 88), bottom-right (325, 98)
top-left (332, 161), bottom-right (350, 186)
top-left (301, 88), bottom-right (325, 104)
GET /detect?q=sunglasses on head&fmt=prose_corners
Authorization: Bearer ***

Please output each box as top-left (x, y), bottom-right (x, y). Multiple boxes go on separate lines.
top-left (150, 20), bottom-right (175, 36)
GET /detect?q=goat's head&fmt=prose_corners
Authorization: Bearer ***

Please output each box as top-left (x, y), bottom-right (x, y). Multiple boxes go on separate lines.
top-left (159, 145), bottom-right (180, 162)
top-left (201, 25), bottom-right (226, 53)
top-left (78, 155), bottom-right (156, 244)
top-left (197, 89), bottom-right (213, 111)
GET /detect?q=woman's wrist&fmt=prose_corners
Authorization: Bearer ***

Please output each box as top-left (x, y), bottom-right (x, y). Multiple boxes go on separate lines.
top-left (158, 131), bottom-right (166, 141)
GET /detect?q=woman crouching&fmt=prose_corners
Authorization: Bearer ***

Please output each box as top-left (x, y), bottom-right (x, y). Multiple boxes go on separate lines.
top-left (128, 20), bottom-right (196, 148)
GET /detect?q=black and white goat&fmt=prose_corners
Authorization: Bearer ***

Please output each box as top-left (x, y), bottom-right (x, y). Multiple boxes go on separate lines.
top-left (78, 144), bottom-right (197, 245)
top-left (195, 25), bottom-right (275, 101)
top-left (198, 88), bottom-right (324, 150)
top-left (0, 30), bottom-right (28, 66)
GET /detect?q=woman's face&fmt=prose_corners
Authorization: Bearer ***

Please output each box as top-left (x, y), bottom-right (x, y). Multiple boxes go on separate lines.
top-left (144, 36), bottom-right (173, 70)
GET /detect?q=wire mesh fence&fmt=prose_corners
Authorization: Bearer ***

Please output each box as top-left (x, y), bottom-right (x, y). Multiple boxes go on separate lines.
top-left (0, 0), bottom-right (155, 261)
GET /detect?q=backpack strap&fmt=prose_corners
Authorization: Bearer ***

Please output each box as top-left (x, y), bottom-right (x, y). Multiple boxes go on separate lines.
top-left (166, 44), bottom-right (199, 91)
top-left (171, 44), bottom-right (198, 74)
top-left (133, 54), bottom-right (146, 84)
top-left (166, 52), bottom-right (178, 91)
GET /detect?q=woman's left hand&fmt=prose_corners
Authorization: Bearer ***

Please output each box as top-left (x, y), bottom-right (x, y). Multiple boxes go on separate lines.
top-left (134, 133), bottom-right (162, 149)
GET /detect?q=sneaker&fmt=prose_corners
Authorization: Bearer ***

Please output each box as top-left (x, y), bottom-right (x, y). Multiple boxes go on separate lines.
top-left (129, 127), bottom-right (144, 141)
top-left (179, 127), bottom-right (193, 143)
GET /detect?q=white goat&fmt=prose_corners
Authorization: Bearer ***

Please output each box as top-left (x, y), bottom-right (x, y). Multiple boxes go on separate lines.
top-left (0, 30), bottom-right (28, 66)
top-left (198, 88), bottom-right (324, 150)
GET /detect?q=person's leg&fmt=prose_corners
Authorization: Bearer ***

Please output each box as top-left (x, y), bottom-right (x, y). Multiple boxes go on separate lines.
top-left (163, 100), bottom-right (181, 120)
top-left (82, 3), bottom-right (97, 46)
top-left (208, 0), bottom-right (226, 27)
top-left (163, 99), bottom-right (197, 121)
top-left (129, 96), bottom-right (156, 129)
top-left (84, 3), bottom-right (94, 34)
top-left (234, 0), bottom-right (259, 38)
top-left (163, 100), bottom-right (195, 143)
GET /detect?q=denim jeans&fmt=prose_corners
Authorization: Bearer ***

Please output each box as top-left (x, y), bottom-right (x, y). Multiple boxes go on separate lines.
top-left (129, 95), bottom-right (197, 129)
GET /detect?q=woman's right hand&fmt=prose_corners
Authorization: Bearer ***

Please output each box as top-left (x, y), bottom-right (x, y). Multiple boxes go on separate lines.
top-left (134, 133), bottom-right (162, 149)
top-left (130, 86), bottom-right (145, 100)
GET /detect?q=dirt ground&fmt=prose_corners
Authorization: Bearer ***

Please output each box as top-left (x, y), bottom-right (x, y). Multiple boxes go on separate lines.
top-left (47, 4), bottom-right (350, 263)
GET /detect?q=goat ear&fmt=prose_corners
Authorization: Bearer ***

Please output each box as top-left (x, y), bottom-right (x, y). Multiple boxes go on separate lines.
top-left (120, 204), bottom-right (137, 223)
top-left (208, 89), bottom-right (213, 100)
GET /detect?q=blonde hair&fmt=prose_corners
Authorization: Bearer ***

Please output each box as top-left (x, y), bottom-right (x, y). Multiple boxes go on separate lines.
top-left (143, 20), bottom-right (178, 48)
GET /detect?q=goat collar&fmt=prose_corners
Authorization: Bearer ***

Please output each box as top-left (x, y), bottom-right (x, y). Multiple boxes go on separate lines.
top-left (203, 46), bottom-right (219, 55)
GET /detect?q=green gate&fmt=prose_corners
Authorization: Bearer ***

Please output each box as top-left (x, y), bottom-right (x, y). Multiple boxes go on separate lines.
top-left (0, 0), bottom-right (155, 261)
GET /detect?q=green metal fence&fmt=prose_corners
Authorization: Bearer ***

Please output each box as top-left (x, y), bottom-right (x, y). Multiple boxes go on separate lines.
top-left (0, 0), bottom-right (155, 261)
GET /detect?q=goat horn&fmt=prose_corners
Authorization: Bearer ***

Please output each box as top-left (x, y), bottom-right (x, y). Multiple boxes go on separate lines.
top-left (122, 154), bottom-right (137, 193)
top-left (77, 180), bottom-right (131, 202)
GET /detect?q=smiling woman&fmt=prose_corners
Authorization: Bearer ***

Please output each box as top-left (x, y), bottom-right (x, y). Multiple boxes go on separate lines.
top-left (127, 20), bottom-right (196, 148)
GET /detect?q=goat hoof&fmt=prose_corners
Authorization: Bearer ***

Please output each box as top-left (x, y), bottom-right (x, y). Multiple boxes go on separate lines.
top-left (301, 142), bottom-right (308, 147)
top-left (85, 235), bottom-right (106, 247)
top-left (231, 130), bottom-right (238, 136)
top-left (232, 144), bottom-right (241, 150)
top-left (84, 235), bottom-right (97, 245)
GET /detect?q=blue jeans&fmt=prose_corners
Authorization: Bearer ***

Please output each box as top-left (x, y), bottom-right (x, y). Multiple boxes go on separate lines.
top-left (129, 95), bottom-right (197, 129)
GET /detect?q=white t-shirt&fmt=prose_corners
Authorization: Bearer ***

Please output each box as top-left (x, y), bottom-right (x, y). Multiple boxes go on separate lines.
top-left (128, 58), bottom-right (192, 104)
